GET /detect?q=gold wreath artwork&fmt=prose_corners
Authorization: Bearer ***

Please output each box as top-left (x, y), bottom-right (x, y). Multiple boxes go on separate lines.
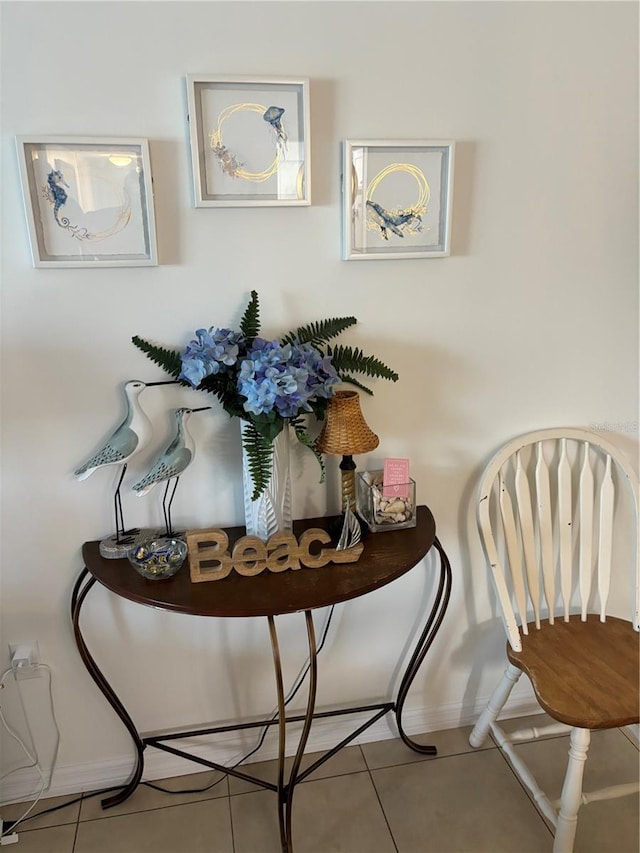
top-left (187, 527), bottom-right (363, 583)
top-left (365, 162), bottom-right (430, 240)
top-left (43, 169), bottom-right (132, 243)
top-left (77, 175), bottom-right (132, 241)
top-left (209, 102), bottom-right (283, 183)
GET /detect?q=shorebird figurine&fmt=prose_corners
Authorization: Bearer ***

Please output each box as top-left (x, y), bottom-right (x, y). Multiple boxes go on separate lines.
top-left (132, 406), bottom-right (211, 537)
top-left (74, 378), bottom-right (176, 556)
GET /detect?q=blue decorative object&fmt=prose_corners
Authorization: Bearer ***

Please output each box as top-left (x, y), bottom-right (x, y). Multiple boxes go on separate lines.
top-left (179, 328), bottom-right (243, 387)
top-left (75, 380), bottom-right (176, 480)
top-left (263, 106), bottom-right (287, 149)
top-left (43, 168), bottom-right (91, 240)
top-left (365, 200), bottom-right (423, 240)
top-left (237, 339), bottom-right (339, 418)
top-left (132, 406), bottom-right (211, 537)
top-left (74, 378), bottom-right (175, 557)
top-left (45, 169), bottom-right (69, 225)
top-left (127, 537), bottom-right (187, 580)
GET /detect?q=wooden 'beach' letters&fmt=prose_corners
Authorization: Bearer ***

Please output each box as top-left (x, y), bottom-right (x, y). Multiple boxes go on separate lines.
top-left (187, 527), bottom-right (363, 583)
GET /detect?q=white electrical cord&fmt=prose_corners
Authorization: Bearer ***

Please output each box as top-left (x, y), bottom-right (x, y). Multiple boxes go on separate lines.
top-left (0, 664), bottom-right (60, 839)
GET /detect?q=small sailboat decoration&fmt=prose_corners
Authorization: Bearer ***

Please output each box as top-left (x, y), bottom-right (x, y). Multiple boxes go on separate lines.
top-left (332, 498), bottom-right (365, 563)
top-left (336, 498), bottom-right (362, 550)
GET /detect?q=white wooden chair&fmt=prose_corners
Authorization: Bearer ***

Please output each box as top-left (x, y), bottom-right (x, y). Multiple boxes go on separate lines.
top-left (469, 427), bottom-right (639, 853)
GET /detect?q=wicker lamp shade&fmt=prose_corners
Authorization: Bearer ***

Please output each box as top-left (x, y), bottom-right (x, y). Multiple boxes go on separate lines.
top-left (316, 391), bottom-right (379, 456)
top-left (316, 391), bottom-right (378, 516)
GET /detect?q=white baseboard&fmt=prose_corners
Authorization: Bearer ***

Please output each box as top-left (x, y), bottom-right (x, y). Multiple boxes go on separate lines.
top-left (0, 691), bottom-right (541, 806)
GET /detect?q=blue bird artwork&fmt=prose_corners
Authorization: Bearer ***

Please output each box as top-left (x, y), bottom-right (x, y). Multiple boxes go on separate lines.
top-left (366, 200), bottom-right (423, 241)
top-left (74, 379), bottom-right (176, 555)
top-left (132, 406), bottom-right (211, 537)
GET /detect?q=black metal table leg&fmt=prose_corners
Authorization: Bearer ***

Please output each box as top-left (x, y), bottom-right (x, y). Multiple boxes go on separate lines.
top-left (268, 614), bottom-right (288, 853)
top-left (268, 611), bottom-right (318, 853)
top-left (71, 569), bottom-right (146, 808)
top-left (394, 537), bottom-right (453, 753)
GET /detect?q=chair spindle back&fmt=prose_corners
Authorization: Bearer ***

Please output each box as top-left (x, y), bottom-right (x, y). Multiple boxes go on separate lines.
top-left (478, 428), bottom-right (639, 652)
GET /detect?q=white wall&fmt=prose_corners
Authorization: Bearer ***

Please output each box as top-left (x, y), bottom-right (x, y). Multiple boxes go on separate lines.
top-left (1, 1), bottom-right (638, 800)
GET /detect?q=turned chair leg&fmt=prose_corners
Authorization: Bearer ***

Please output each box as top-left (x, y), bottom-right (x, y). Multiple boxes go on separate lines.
top-left (469, 662), bottom-right (522, 747)
top-left (553, 727), bottom-right (591, 853)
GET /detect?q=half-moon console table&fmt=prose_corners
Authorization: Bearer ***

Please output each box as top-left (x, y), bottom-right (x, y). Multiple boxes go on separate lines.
top-left (72, 505), bottom-right (452, 853)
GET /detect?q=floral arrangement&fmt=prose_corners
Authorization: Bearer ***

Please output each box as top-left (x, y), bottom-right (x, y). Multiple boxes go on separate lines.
top-left (132, 291), bottom-right (398, 499)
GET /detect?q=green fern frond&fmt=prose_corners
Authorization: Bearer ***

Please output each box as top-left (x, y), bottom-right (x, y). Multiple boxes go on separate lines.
top-left (327, 345), bottom-right (399, 383)
top-left (131, 336), bottom-right (183, 378)
top-left (197, 373), bottom-right (244, 416)
top-left (239, 290), bottom-right (260, 340)
top-left (337, 375), bottom-right (374, 395)
top-left (241, 420), bottom-right (274, 500)
top-left (282, 316), bottom-right (357, 348)
top-left (290, 418), bottom-right (326, 483)
top-left (250, 412), bottom-right (285, 443)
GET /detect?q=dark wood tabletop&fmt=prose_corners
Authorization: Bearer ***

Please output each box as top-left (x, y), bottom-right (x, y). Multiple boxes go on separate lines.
top-left (81, 506), bottom-right (436, 618)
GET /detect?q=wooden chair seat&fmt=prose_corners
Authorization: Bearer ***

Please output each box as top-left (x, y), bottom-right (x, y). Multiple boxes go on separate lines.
top-left (508, 614), bottom-right (640, 729)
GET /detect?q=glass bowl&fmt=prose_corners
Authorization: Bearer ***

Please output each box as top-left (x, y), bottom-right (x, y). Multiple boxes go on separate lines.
top-left (127, 537), bottom-right (187, 580)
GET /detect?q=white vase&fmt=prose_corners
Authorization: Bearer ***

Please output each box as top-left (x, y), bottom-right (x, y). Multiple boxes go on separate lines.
top-left (241, 421), bottom-right (292, 541)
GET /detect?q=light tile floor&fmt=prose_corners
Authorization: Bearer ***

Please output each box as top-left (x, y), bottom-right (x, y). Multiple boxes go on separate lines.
top-left (1, 715), bottom-right (638, 853)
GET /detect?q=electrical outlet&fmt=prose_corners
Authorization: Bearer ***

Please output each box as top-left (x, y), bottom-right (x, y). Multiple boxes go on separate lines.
top-left (8, 641), bottom-right (41, 679)
top-left (0, 818), bottom-right (19, 844)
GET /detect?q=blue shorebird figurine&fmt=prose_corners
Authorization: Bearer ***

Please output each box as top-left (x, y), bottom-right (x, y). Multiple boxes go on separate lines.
top-left (132, 406), bottom-right (211, 536)
top-left (75, 379), bottom-right (176, 550)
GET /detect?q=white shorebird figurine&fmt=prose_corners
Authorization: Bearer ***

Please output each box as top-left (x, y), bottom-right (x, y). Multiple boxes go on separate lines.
top-left (132, 406), bottom-right (211, 536)
top-left (74, 378), bottom-right (176, 552)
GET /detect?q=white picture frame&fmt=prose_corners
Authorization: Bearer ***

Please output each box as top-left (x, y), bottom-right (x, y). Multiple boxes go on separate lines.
top-left (186, 75), bottom-right (311, 207)
top-left (342, 139), bottom-right (455, 261)
top-left (16, 136), bottom-right (158, 268)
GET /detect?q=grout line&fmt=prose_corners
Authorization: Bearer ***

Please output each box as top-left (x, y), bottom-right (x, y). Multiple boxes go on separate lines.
top-left (363, 760), bottom-right (399, 853)
top-left (78, 799), bottom-right (228, 824)
top-left (71, 806), bottom-right (80, 853)
top-left (362, 742), bottom-right (496, 774)
top-left (227, 787), bottom-right (236, 853)
top-left (360, 742), bottom-right (374, 773)
top-left (621, 726), bottom-right (640, 750)
top-left (491, 734), bottom-right (557, 840)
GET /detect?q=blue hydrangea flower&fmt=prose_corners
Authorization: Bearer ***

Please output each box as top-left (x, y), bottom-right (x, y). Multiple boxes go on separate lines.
top-left (237, 338), bottom-right (339, 418)
top-left (179, 328), bottom-right (243, 388)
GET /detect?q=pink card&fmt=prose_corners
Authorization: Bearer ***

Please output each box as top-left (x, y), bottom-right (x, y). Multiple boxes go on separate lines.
top-left (383, 458), bottom-right (410, 498)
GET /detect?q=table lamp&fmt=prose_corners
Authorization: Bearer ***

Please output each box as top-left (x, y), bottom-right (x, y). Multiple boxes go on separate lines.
top-left (315, 390), bottom-right (379, 515)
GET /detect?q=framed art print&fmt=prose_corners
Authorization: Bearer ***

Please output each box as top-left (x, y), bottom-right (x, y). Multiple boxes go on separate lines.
top-left (186, 75), bottom-right (311, 207)
top-left (16, 137), bottom-right (158, 268)
top-left (342, 139), bottom-right (455, 260)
